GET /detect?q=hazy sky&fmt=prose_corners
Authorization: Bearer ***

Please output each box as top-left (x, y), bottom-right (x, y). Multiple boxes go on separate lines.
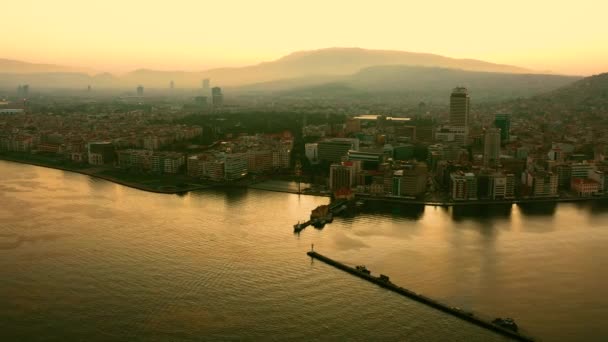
top-left (3, 0), bottom-right (607, 75)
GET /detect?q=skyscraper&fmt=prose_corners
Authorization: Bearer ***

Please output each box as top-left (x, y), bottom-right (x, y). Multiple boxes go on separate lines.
top-left (211, 87), bottom-right (223, 106)
top-left (483, 128), bottom-right (501, 167)
top-left (17, 84), bottom-right (29, 98)
top-left (494, 113), bottom-right (511, 143)
top-left (136, 85), bottom-right (144, 96)
top-left (202, 79), bottom-right (210, 92)
top-left (170, 80), bottom-right (175, 89)
top-left (449, 87), bottom-right (470, 144)
top-left (449, 87), bottom-right (470, 127)
top-left (329, 163), bottom-right (354, 191)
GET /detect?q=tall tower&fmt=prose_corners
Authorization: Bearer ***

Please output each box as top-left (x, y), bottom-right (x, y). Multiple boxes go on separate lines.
top-left (136, 85), bottom-right (144, 96)
top-left (202, 79), bottom-right (210, 93)
top-left (211, 87), bottom-right (223, 106)
top-left (494, 113), bottom-right (511, 143)
top-left (484, 128), bottom-right (501, 167)
top-left (170, 80), bottom-right (175, 89)
top-left (449, 87), bottom-right (470, 144)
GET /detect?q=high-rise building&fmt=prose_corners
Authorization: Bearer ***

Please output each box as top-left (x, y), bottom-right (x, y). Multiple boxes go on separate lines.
top-left (494, 114), bottom-right (511, 143)
top-left (483, 128), bottom-right (501, 166)
top-left (449, 87), bottom-right (470, 144)
top-left (318, 138), bottom-right (359, 163)
top-left (525, 171), bottom-right (558, 197)
top-left (17, 84), bottom-right (29, 98)
top-left (450, 172), bottom-right (477, 200)
top-left (212, 87), bottom-right (223, 106)
top-left (224, 153), bottom-right (248, 180)
top-left (329, 163), bottom-right (355, 191)
top-left (170, 80), bottom-right (175, 89)
top-left (202, 79), bottom-right (210, 92)
top-left (400, 162), bottom-right (428, 197)
top-left (136, 85), bottom-right (144, 96)
top-left (87, 141), bottom-right (115, 165)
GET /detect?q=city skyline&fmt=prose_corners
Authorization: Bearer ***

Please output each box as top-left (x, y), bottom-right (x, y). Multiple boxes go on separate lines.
top-left (2, 0), bottom-right (607, 75)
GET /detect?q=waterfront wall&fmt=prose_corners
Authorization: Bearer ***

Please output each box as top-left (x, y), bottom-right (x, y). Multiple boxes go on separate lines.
top-left (307, 251), bottom-right (535, 342)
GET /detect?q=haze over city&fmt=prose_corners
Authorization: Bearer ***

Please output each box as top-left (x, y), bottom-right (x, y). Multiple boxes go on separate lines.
top-left (3, 1), bottom-right (608, 341)
top-left (3, 0), bottom-right (608, 75)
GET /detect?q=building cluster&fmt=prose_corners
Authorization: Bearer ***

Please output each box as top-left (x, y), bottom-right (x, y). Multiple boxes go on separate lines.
top-left (0, 111), bottom-right (201, 171)
top-left (303, 87), bottom-right (608, 201)
top-left (0, 109), bottom-right (296, 182)
top-left (186, 133), bottom-right (293, 181)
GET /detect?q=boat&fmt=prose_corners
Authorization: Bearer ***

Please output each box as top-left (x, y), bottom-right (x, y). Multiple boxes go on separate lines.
top-left (492, 317), bottom-right (519, 332)
top-left (355, 265), bottom-right (371, 275)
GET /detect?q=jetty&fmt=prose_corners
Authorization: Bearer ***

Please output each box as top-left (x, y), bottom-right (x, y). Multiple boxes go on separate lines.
top-left (293, 220), bottom-right (311, 233)
top-left (293, 199), bottom-right (352, 234)
top-left (307, 251), bottom-right (535, 342)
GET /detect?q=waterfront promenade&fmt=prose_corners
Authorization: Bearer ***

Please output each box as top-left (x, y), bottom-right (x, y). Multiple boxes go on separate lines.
top-left (3, 154), bottom-right (607, 205)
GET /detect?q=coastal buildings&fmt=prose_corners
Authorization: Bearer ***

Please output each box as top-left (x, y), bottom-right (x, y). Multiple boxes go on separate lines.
top-left (152, 152), bottom-right (185, 174)
top-left (224, 153), bottom-right (248, 180)
top-left (318, 138), bottom-right (359, 163)
top-left (483, 128), bottom-right (501, 167)
top-left (87, 142), bottom-right (115, 165)
top-left (525, 171), bottom-right (558, 197)
top-left (329, 162), bottom-right (355, 191)
top-left (571, 178), bottom-right (600, 197)
top-left (398, 162), bottom-right (428, 197)
top-left (450, 172), bottom-right (477, 201)
top-left (448, 87), bottom-right (470, 144)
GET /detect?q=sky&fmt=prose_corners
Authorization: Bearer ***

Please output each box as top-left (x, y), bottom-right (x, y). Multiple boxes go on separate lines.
top-left (2, 0), bottom-right (607, 75)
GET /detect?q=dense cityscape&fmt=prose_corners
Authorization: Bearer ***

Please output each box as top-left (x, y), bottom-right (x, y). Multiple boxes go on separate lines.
top-left (4, 1), bottom-right (608, 340)
top-left (2, 81), bottom-right (608, 204)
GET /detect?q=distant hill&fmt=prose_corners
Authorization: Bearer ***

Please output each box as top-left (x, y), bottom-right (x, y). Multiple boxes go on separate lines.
top-left (0, 58), bottom-right (92, 74)
top-left (0, 47), bottom-right (537, 89)
top-left (198, 47), bottom-right (532, 87)
top-left (237, 65), bottom-right (581, 103)
top-left (496, 72), bottom-right (608, 115)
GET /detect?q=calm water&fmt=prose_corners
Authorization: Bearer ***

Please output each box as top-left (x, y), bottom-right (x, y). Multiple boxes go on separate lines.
top-left (2, 161), bottom-right (608, 341)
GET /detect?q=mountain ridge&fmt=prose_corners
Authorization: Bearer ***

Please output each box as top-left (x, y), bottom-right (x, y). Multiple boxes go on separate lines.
top-left (0, 47), bottom-right (542, 88)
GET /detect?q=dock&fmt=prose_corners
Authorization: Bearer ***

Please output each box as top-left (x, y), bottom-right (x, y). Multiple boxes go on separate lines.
top-left (307, 251), bottom-right (535, 342)
top-left (293, 220), bottom-right (311, 233)
top-left (293, 199), bottom-right (352, 234)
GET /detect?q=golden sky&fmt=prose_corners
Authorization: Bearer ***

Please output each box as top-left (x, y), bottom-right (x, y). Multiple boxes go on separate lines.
top-left (3, 0), bottom-right (607, 75)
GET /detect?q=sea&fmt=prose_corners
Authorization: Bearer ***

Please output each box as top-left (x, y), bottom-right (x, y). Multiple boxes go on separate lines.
top-left (2, 160), bottom-right (608, 341)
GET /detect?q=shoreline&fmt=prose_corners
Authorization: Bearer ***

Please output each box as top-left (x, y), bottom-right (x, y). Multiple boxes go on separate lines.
top-left (356, 193), bottom-right (608, 206)
top-left (3, 156), bottom-right (607, 206)
top-left (0, 156), bottom-right (214, 194)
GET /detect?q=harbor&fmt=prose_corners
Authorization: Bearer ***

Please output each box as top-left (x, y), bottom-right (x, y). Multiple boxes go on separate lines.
top-left (307, 250), bottom-right (536, 342)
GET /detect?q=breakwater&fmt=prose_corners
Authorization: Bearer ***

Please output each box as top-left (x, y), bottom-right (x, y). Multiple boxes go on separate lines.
top-left (307, 251), bottom-right (535, 342)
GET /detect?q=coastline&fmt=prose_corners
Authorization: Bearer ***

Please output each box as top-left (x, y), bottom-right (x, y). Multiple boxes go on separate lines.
top-left (0, 156), bottom-right (214, 194)
top-left (356, 193), bottom-right (608, 206)
top-left (3, 156), bottom-right (607, 206)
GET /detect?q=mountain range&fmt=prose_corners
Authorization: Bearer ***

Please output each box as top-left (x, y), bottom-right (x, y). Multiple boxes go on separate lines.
top-left (0, 48), bottom-right (589, 102)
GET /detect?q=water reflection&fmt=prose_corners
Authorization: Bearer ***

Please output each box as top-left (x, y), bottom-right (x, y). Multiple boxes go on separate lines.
top-left (451, 204), bottom-right (512, 222)
top-left (517, 202), bottom-right (558, 217)
top-left (364, 202), bottom-right (425, 220)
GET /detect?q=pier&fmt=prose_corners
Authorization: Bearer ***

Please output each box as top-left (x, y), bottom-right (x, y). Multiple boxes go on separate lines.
top-left (293, 220), bottom-right (311, 233)
top-left (293, 199), bottom-right (351, 234)
top-left (307, 251), bottom-right (535, 342)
